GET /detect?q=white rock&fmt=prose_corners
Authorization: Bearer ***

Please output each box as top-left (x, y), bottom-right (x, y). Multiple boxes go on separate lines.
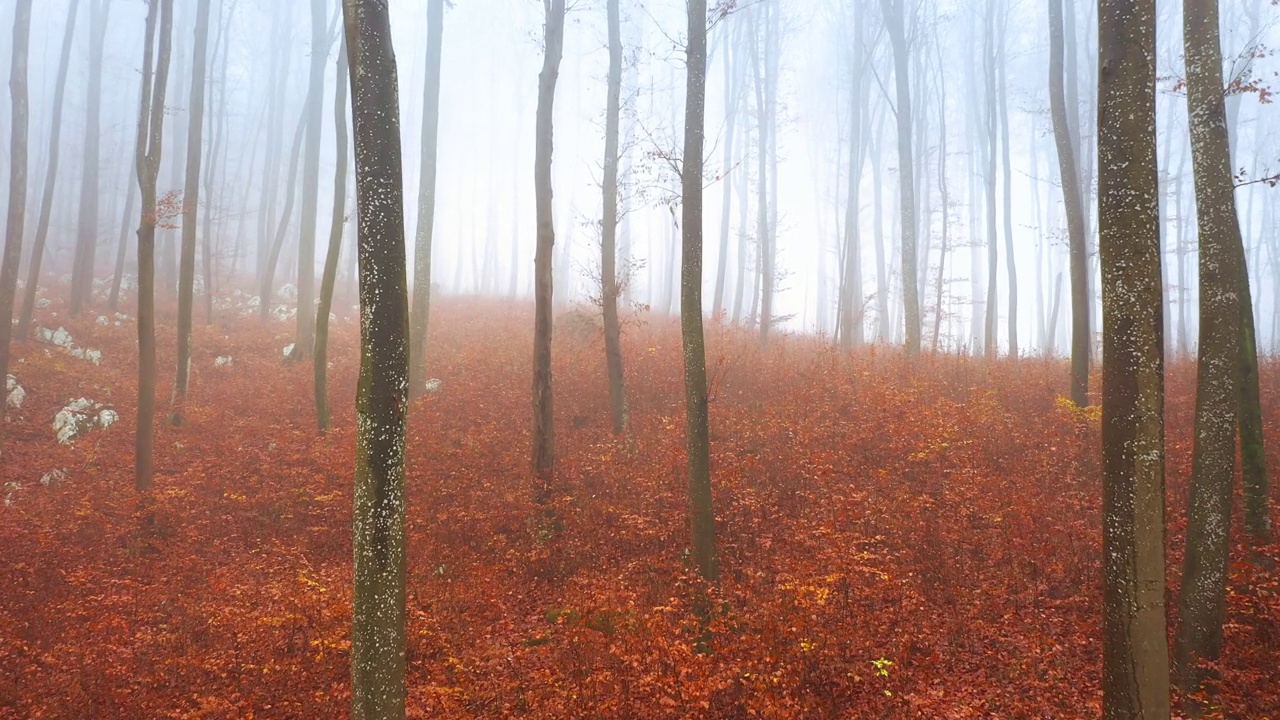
top-left (97, 409), bottom-right (118, 428)
top-left (35, 297), bottom-right (51, 309)
top-left (40, 468), bottom-right (67, 486)
top-left (282, 343), bottom-right (295, 358)
top-left (424, 378), bottom-right (443, 394)
top-left (96, 316), bottom-right (108, 326)
top-left (214, 356), bottom-right (233, 368)
top-left (5, 375), bottom-right (23, 409)
top-left (278, 283), bottom-right (298, 301)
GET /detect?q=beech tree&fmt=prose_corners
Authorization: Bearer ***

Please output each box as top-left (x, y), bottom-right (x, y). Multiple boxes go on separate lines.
top-left (0, 0), bottom-right (33, 441)
top-left (683, 0), bottom-right (719, 586)
top-left (532, 0), bottom-right (566, 484)
top-left (600, 0), bottom-right (629, 435)
top-left (314, 37), bottom-right (350, 433)
top-left (342, 1), bottom-right (411, 717)
top-left (879, 0), bottom-right (921, 355)
top-left (290, 0), bottom-right (331, 362)
top-left (16, 0), bottom-right (80, 340)
top-left (1177, 0), bottom-right (1245, 705)
top-left (1097, 0), bottom-right (1171, 713)
top-left (1048, 0), bottom-right (1089, 406)
top-left (173, 0), bottom-right (214, 425)
top-left (133, 0), bottom-right (177, 492)
top-left (69, 0), bottom-right (110, 316)
top-left (408, 0), bottom-right (444, 398)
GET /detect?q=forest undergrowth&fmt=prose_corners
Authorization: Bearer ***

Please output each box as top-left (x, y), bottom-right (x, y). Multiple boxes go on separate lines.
top-left (1, 290), bottom-right (1277, 719)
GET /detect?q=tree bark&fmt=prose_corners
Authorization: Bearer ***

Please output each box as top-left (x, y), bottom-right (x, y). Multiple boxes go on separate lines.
top-left (1097, 0), bottom-right (1172, 713)
top-left (682, 0), bottom-right (719, 586)
top-left (173, 0), bottom-right (214, 426)
top-left (0, 0), bottom-right (33, 441)
top-left (408, 0), bottom-right (444, 398)
top-left (70, 0), bottom-right (110, 315)
top-left (17, 0), bottom-right (81, 340)
top-left (315, 37), bottom-right (349, 432)
top-left (1049, 0), bottom-right (1090, 406)
top-left (532, 0), bottom-right (566, 484)
top-left (879, 0), bottom-right (920, 355)
top-left (601, 0), bottom-right (629, 435)
top-left (134, 0), bottom-right (177, 492)
top-left (342, 2), bottom-right (410, 718)
top-left (1177, 0), bottom-right (1245, 705)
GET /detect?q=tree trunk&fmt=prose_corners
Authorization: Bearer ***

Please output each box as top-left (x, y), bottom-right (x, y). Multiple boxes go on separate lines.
top-left (17, 0), bottom-right (80, 340)
top-left (260, 101), bottom-right (310, 319)
top-left (982, 0), bottom-right (999, 360)
top-left (997, 8), bottom-right (1016, 357)
top-left (682, 0), bottom-right (719, 587)
top-left (532, 0), bottom-right (566, 484)
top-left (289, 0), bottom-right (331, 362)
top-left (601, 0), bottom-right (629, 435)
top-left (173, 0), bottom-right (213, 426)
top-left (70, 0), bottom-right (109, 315)
top-left (134, 0), bottom-right (177, 492)
top-left (0, 0), bottom-right (33, 441)
top-left (838, 4), bottom-right (867, 352)
top-left (408, 0), bottom-right (444, 397)
top-left (1049, 0), bottom-right (1089, 406)
top-left (342, 3), bottom-right (410, 718)
top-left (315, 37), bottom-right (349, 432)
top-left (1176, 0), bottom-right (1244, 706)
top-left (713, 19), bottom-right (742, 318)
top-left (879, 0), bottom-right (920, 355)
top-left (1097, 0), bottom-right (1172, 713)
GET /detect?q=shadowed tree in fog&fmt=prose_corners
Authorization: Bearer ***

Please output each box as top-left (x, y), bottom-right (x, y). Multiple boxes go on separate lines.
top-left (17, 0), bottom-right (80, 340)
top-left (409, 0), bottom-right (444, 399)
top-left (601, 0), bottom-right (629, 436)
top-left (533, 0), bottom-right (566, 485)
top-left (69, 0), bottom-right (110, 316)
top-left (1097, 0), bottom-right (1171, 713)
top-left (133, 0), bottom-right (177, 492)
top-left (342, 0), bottom-right (410, 716)
top-left (1049, 0), bottom-right (1089, 406)
top-left (173, 0), bottom-right (213, 426)
top-left (0, 0), bottom-right (33, 443)
top-left (315, 36), bottom-right (350, 433)
top-left (879, 0), bottom-right (921, 356)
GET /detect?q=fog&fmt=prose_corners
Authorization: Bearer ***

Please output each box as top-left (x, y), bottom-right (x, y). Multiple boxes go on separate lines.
top-left (0, 0), bottom-right (1277, 354)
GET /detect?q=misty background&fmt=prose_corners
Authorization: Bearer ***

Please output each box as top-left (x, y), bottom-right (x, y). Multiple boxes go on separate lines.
top-left (0, 0), bottom-right (1276, 354)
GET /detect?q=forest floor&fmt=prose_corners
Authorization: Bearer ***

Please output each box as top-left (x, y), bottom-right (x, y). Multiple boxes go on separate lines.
top-left (1, 289), bottom-right (1278, 719)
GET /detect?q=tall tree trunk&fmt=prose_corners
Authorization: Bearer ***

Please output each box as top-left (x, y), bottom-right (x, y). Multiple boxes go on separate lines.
top-left (0, 0), bottom-right (33, 440)
top-left (1049, 0), bottom-right (1090, 406)
top-left (870, 111), bottom-right (889, 341)
top-left (1097, 0), bottom-right (1172, 713)
top-left (108, 149), bottom-right (139, 312)
top-left (70, 0), bottom-right (109, 315)
top-left (749, 6), bottom-right (771, 343)
top-left (260, 101), bottom-right (310, 319)
top-left (1176, 0), bottom-right (1244, 706)
top-left (134, 0), bottom-right (177, 492)
top-left (682, 0), bottom-right (719, 587)
top-left (408, 0), bottom-right (444, 397)
top-left (343, 3), bottom-right (410, 717)
top-left (17, 0), bottom-right (81, 339)
top-left (931, 34), bottom-right (949, 353)
top-left (532, 0), bottom-right (566, 484)
top-left (290, 0), bottom-right (330, 362)
top-left (315, 37), bottom-right (349, 432)
top-left (601, 0), bottom-right (629, 435)
top-left (713, 19), bottom-right (741, 318)
top-left (982, 0), bottom-right (999, 359)
top-left (879, 0), bottom-right (920, 354)
top-left (997, 8), bottom-right (1017, 357)
top-left (838, 4), bottom-right (867, 352)
top-left (173, 0), bottom-right (214, 426)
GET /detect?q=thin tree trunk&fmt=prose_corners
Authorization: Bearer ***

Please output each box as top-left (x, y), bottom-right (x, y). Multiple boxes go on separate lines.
top-left (17, 0), bottom-right (80, 339)
top-left (601, 0), bottom-right (629, 435)
top-left (997, 7), bottom-right (1017, 357)
top-left (315, 37), bottom-right (349, 432)
top-left (1049, 0), bottom-right (1090, 406)
top-left (0, 0), bottom-right (34, 440)
top-left (532, 0), bottom-right (566, 484)
top-left (838, 5), bottom-right (867, 352)
top-left (982, 0), bottom-right (999, 360)
top-left (879, 0), bottom-right (920, 354)
top-left (408, 0), bottom-right (444, 397)
top-left (173, 0), bottom-right (213, 426)
top-left (70, 0), bottom-right (110, 315)
top-left (134, 0), bottom-right (177, 492)
top-left (712, 19), bottom-right (741, 318)
top-left (682, 0), bottom-right (719, 587)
